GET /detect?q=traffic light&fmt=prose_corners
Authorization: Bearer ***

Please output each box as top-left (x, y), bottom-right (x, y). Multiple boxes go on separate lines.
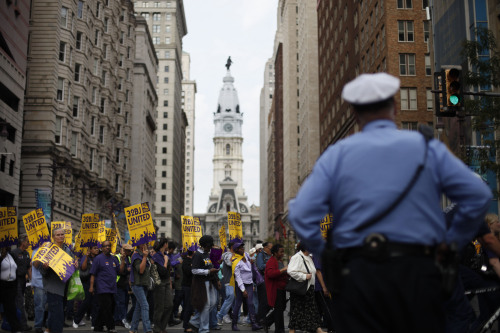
top-left (445, 68), bottom-right (462, 107)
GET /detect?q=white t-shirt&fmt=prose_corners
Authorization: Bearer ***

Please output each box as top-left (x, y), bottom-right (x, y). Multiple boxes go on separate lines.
top-left (1, 253), bottom-right (18, 281)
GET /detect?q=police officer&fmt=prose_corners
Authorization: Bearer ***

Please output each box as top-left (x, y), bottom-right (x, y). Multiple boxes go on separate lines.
top-left (288, 72), bottom-right (492, 332)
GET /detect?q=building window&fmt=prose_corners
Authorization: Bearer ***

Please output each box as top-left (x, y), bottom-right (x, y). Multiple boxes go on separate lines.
top-left (96, 2), bottom-right (100, 17)
top-left (226, 144), bottom-right (230, 155)
top-left (92, 87), bottom-right (97, 104)
top-left (162, 159), bottom-right (167, 165)
top-left (425, 54), bottom-right (431, 76)
top-left (90, 148), bottom-right (95, 171)
top-left (61, 7), bottom-right (68, 27)
top-left (402, 121), bottom-right (418, 130)
top-left (100, 98), bottom-right (105, 113)
top-left (162, 171), bottom-right (166, 177)
top-left (117, 124), bottom-right (121, 138)
top-left (163, 89), bottom-right (169, 95)
top-left (102, 70), bottom-right (107, 86)
top-left (153, 13), bottom-right (160, 21)
top-left (115, 148), bottom-right (120, 163)
top-left (165, 37), bottom-right (170, 44)
top-left (162, 147), bottom-right (167, 153)
top-left (76, 31), bottom-right (82, 49)
top-left (397, 0), bottom-right (412, 9)
top-left (91, 116), bottom-right (96, 135)
top-left (398, 21), bottom-right (414, 42)
top-left (74, 63), bottom-right (81, 82)
top-left (164, 65), bottom-right (169, 72)
top-left (163, 124), bottom-right (168, 130)
top-left (166, 13), bottom-right (171, 20)
top-left (94, 30), bottom-right (99, 46)
top-left (161, 195), bottom-right (166, 202)
top-left (163, 112), bottom-right (168, 118)
top-left (71, 132), bottom-right (78, 156)
top-left (163, 135), bottom-right (167, 142)
top-left (153, 25), bottom-right (160, 33)
top-left (77, 1), bottom-right (83, 18)
top-left (115, 174), bottom-right (120, 192)
top-left (99, 126), bottom-right (105, 143)
top-left (59, 42), bottom-right (66, 61)
top-left (400, 88), bottom-right (418, 110)
top-left (161, 207), bottom-right (166, 214)
top-left (422, 0), bottom-right (429, 8)
top-left (153, 37), bottom-right (160, 44)
top-left (103, 44), bottom-right (108, 59)
top-left (55, 116), bottom-right (62, 144)
top-left (163, 100), bottom-right (168, 107)
top-left (164, 77), bottom-right (169, 83)
top-left (423, 20), bottom-right (430, 42)
top-left (73, 96), bottom-right (79, 117)
top-left (426, 88), bottom-right (433, 110)
top-left (399, 53), bottom-right (416, 75)
top-left (57, 78), bottom-right (64, 101)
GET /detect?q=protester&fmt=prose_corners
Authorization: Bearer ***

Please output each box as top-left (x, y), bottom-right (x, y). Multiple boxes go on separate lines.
top-left (288, 72), bottom-right (493, 332)
top-left (287, 243), bottom-right (323, 333)
top-left (167, 241), bottom-right (183, 326)
top-left (255, 242), bottom-right (272, 326)
top-left (40, 227), bottom-right (78, 333)
top-left (189, 235), bottom-right (220, 333)
top-left (90, 240), bottom-right (125, 332)
top-left (130, 243), bottom-right (153, 333)
top-left (264, 244), bottom-right (287, 333)
top-left (216, 242), bottom-right (235, 325)
top-left (181, 250), bottom-right (194, 333)
top-left (152, 238), bottom-right (174, 333)
top-left (115, 244), bottom-right (133, 329)
top-left (312, 256), bottom-right (334, 333)
top-left (231, 242), bottom-right (262, 331)
top-left (0, 246), bottom-right (23, 333)
top-left (11, 235), bottom-right (32, 331)
top-left (73, 245), bottom-right (99, 329)
top-left (31, 248), bottom-right (46, 333)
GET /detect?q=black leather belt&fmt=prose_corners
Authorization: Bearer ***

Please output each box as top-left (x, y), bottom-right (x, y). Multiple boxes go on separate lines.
top-left (342, 234), bottom-right (435, 260)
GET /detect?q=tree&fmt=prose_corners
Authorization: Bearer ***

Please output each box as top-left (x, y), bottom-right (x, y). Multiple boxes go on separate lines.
top-left (460, 27), bottom-right (500, 197)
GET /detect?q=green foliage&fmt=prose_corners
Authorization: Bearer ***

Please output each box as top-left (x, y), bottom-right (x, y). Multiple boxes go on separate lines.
top-left (461, 27), bottom-right (500, 193)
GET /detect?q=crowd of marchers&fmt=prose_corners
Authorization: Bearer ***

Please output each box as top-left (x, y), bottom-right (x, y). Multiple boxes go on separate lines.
top-left (0, 229), bottom-right (338, 333)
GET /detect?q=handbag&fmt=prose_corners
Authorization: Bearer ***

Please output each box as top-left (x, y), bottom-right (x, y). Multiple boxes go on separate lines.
top-left (285, 255), bottom-right (310, 296)
top-left (148, 258), bottom-right (161, 290)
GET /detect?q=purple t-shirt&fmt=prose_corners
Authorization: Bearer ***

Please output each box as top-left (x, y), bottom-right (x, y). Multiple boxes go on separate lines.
top-left (90, 253), bottom-right (120, 294)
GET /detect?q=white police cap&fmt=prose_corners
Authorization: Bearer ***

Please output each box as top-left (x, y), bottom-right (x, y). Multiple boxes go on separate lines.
top-left (342, 73), bottom-right (400, 105)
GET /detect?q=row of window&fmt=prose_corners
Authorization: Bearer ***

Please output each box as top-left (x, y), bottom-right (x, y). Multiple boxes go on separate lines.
top-left (138, 1), bottom-right (174, 8)
top-left (398, 20), bottom-right (430, 43)
top-left (398, 53), bottom-right (431, 76)
top-left (139, 12), bottom-right (172, 21)
top-left (0, 156), bottom-right (15, 177)
top-left (400, 87), bottom-right (434, 111)
top-left (397, 0), bottom-right (429, 10)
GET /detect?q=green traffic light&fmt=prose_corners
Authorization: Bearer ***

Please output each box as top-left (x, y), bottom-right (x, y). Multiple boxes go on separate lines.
top-left (450, 95), bottom-right (459, 105)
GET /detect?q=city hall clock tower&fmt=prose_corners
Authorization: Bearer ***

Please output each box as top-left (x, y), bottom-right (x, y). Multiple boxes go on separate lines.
top-left (207, 66), bottom-right (249, 215)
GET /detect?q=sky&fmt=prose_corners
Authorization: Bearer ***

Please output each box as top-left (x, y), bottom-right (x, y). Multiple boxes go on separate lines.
top-left (182, 0), bottom-right (278, 214)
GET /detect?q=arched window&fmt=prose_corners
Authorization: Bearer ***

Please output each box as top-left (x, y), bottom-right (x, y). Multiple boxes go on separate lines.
top-left (226, 144), bottom-right (230, 155)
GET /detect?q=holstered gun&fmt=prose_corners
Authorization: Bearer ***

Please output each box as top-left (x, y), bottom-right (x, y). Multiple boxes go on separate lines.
top-left (435, 242), bottom-right (458, 298)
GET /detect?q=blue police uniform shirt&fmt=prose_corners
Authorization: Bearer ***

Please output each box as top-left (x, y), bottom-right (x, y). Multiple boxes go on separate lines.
top-left (289, 120), bottom-right (492, 257)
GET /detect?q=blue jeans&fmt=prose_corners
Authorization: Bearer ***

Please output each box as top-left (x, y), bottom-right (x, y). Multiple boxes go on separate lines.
top-left (217, 285), bottom-right (234, 320)
top-left (114, 287), bottom-right (129, 322)
top-left (47, 292), bottom-right (64, 333)
top-left (189, 281), bottom-right (218, 333)
top-left (33, 287), bottom-right (46, 329)
top-left (131, 285), bottom-right (151, 333)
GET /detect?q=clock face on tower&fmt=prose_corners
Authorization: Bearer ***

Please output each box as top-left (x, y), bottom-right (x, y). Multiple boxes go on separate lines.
top-left (224, 123), bottom-right (233, 132)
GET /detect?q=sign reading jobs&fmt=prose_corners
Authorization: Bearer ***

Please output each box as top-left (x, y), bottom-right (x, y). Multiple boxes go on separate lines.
top-left (23, 209), bottom-right (50, 250)
top-left (181, 216), bottom-right (202, 252)
top-left (125, 203), bottom-right (156, 246)
top-left (0, 207), bottom-right (18, 247)
top-left (33, 243), bottom-right (76, 282)
top-left (228, 211), bottom-right (242, 243)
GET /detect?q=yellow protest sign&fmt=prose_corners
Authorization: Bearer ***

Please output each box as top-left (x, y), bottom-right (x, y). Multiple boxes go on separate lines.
top-left (320, 214), bottom-right (333, 239)
top-left (124, 202), bottom-right (156, 246)
top-left (81, 214), bottom-right (100, 247)
top-left (23, 209), bottom-right (50, 250)
top-left (227, 211), bottom-right (242, 243)
top-left (219, 225), bottom-right (227, 251)
top-left (0, 207), bottom-right (18, 247)
top-left (181, 216), bottom-right (202, 252)
top-left (51, 221), bottom-right (72, 246)
top-left (33, 243), bottom-right (76, 282)
top-left (73, 230), bottom-right (84, 257)
top-left (97, 220), bottom-right (106, 247)
top-left (105, 227), bottom-right (118, 253)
